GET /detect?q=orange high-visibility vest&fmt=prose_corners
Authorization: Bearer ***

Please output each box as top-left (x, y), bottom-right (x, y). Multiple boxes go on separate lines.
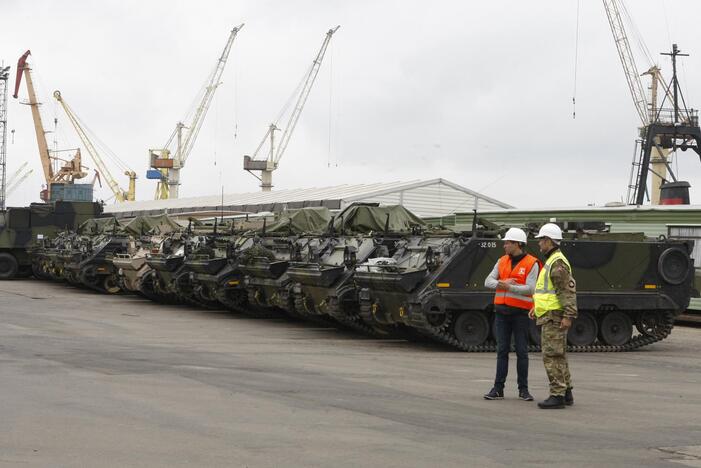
top-left (494, 254), bottom-right (539, 310)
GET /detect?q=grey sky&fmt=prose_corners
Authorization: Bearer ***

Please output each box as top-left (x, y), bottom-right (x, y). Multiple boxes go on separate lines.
top-left (2, 0), bottom-right (700, 209)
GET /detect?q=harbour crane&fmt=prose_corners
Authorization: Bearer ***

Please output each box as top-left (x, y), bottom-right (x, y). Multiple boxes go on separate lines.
top-left (602, 0), bottom-right (693, 204)
top-left (244, 26), bottom-right (340, 192)
top-left (53, 90), bottom-right (136, 202)
top-left (13, 50), bottom-right (87, 201)
top-left (148, 24), bottom-right (244, 200)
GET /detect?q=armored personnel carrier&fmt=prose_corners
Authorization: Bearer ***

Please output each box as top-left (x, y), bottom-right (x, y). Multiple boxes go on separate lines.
top-left (60, 217), bottom-right (129, 293)
top-left (0, 201), bottom-right (102, 279)
top-left (179, 217), bottom-right (266, 312)
top-left (239, 208), bottom-right (334, 318)
top-left (111, 215), bottom-right (181, 295)
top-left (354, 221), bottom-right (697, 351)
top-left (286, 204), bottom-right (426, 334)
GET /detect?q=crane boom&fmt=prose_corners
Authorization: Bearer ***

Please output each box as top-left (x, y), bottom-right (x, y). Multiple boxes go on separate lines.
top-left (53, 90), bottom-right (136, 202)
top-left (603, 0), bottom-right (649, 126)
top-left (244, 26), bottom-right (340, 191)
top-left (151, 24), bottom-right (244, 200)
top-left (13, 50), bottom-right (54, 184)
top-left (177, 23), bottom-right (244, 166)
top-left (274, 26), bottom-right (339, 164)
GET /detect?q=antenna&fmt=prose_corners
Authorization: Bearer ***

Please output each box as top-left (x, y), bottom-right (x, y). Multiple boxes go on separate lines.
top-left (220, 185), bottom-right (224, 223)
top-left (471, 209), bottom-right (478, 237)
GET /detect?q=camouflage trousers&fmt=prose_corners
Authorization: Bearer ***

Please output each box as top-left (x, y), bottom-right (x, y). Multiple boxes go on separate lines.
top-left (539, 313), bottom-right (572, 397)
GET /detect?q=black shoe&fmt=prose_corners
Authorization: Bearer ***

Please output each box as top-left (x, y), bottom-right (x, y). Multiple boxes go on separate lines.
top-left (518, 389), bottom-right (534, 401)
top-left (537, 395), bottom-right (566, 409)
top-left (483, 387), bottom-right (504, 400)
top-left (565, 388), bottom-right (574, 406)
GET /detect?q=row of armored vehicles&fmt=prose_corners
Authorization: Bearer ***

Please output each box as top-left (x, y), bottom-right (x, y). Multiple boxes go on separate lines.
top-left (29, 203), bottom-right (698, 352)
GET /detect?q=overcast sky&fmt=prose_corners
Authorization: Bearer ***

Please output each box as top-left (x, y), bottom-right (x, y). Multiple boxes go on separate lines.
top-left (2, 0), bottom-right (701, 210)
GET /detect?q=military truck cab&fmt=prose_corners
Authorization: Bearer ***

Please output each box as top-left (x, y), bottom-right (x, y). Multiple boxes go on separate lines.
top-left (0, 201), bottom-right (102, 279)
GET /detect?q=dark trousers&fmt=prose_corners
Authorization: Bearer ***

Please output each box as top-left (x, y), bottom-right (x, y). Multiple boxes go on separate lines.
top-left (493, 311), bottom-right (530, 391)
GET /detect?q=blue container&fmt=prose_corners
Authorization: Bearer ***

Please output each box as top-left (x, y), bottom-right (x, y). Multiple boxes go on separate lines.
top-left (146, 169), bottom-right (164, 180)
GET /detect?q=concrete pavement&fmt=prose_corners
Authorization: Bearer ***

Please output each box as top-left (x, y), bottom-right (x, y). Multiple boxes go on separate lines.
top-left (1, 280), bottom-right (700, 467)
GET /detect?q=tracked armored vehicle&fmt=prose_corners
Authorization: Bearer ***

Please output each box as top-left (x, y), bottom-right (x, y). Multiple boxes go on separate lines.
top-left (355, 223), bottom-right (697, 351)
top-left (239, 208), bottom-right (334, 318)
top-left (59, 217), bottom-right (130, 293)
top-left (112, 215), bottom-right (182, 295)
top-left (287, 204), bottom-right (426, 334)
top-left (180, 217), bottom-right (267, 312)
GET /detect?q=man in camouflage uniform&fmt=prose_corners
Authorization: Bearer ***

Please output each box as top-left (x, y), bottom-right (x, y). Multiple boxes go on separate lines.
top-left (529, 223), bottom-right (577, 409)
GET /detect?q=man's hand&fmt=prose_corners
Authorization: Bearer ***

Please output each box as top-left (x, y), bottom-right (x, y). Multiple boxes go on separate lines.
top-left (528, 308), bottom-right (535, 320)
top-left (497, 278), bottom-right (516, 290)
top-left (560, 317), bottom-right (572, 330)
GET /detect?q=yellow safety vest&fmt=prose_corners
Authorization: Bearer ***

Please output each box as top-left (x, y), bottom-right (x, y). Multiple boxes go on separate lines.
top-left (533, 250), bottom-right (571, 317)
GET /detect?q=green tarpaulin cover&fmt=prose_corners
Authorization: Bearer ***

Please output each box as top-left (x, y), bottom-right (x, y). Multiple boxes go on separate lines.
top-left (333, 205), bottom-right (425, 234)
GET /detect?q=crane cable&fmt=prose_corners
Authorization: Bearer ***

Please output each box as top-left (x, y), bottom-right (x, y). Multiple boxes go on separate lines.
top-left (572, 0), bottom-right (581, 119)
top-left (327, 40), bottom-right (333, 167)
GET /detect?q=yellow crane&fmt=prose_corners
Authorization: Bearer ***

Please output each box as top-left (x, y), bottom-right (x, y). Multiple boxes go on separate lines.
top-left (13, 50), bottom-right (87, 201)
top-left (53, 90), bottom-right (136, 202)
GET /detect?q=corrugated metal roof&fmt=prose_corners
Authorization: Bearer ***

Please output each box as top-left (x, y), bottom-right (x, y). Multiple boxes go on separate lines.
top-left (104, 178), bottom-right (512, 218)
top-left (425, 205), bottom-right (701, 229)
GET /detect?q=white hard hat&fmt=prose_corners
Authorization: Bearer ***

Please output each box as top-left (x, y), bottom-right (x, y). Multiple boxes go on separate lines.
top-left (502, 227), bottom-right (527, 243)
top-left (535, 223), bottom-right (563, 241)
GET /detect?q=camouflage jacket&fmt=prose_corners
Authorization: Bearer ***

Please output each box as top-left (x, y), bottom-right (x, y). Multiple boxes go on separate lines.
top-left (550, 258), bottom-right (578, 320)
top-left (536, 255), bottom-right (578, 325)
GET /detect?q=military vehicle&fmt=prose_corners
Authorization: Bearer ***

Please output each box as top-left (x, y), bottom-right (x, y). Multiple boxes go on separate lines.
top-left (0, 201), bottom-right (102, 279)
top-left (32, 230), bottom-right (81, 281)
top-left (142, 227), bottom-right (195, 303)
top-left (354, 221), bottom-right (697, 351)
top-left (179, 217), bottom-right (265, 312)
top-left (59, 217), bottom-right (130, 293)
top-left (286, 204), bottom-right (426, 335)
top-left (25, 203), bottom-right (697, 353)
top-left (111, 215), bottom-right (182, 294)
top-left (238, 208), bottom-right (334, 318)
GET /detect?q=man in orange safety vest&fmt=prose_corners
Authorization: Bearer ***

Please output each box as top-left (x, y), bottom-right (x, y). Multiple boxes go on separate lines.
top-left (483, 227), bottom-right (540, 402)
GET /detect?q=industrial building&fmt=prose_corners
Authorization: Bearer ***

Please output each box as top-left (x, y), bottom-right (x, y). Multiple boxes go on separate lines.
top-left (103, 178), bottom-right (513, 219)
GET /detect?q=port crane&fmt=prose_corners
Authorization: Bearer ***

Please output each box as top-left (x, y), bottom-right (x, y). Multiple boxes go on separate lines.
top-left (13, 50), bottom-right (87, 201)
top-left (53, 90), bottom-right (136, 202)
top-left (244, 26), bottom-right (340, 192)
top-left (148, 24), bottom-right (244, 200)
top-left (602, 1), bottom-right (700, 204)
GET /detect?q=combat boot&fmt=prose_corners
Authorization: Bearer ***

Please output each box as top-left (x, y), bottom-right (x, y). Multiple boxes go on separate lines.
top-left (565, 388), bottom-right (574, 406)
top-left (537, 395), bottom-right (565, 409)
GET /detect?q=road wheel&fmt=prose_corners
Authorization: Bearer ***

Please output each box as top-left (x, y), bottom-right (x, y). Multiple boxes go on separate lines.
top-left (453, 311), bottom-right (490, 347)
top-left (0, 253), bottom-right (19, 280)
top-left (103, 275), bottom-right (121, 294)
top-left (636, 310), bottom-right (665, 337)
top-left (599, 311), bottom-right (633, 346)
top-left (567, 311), bottom-right (598, 346)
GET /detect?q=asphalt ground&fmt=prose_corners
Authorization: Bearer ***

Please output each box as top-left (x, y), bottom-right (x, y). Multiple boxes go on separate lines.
top-left (1, 279), bottom-right (700, 467)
